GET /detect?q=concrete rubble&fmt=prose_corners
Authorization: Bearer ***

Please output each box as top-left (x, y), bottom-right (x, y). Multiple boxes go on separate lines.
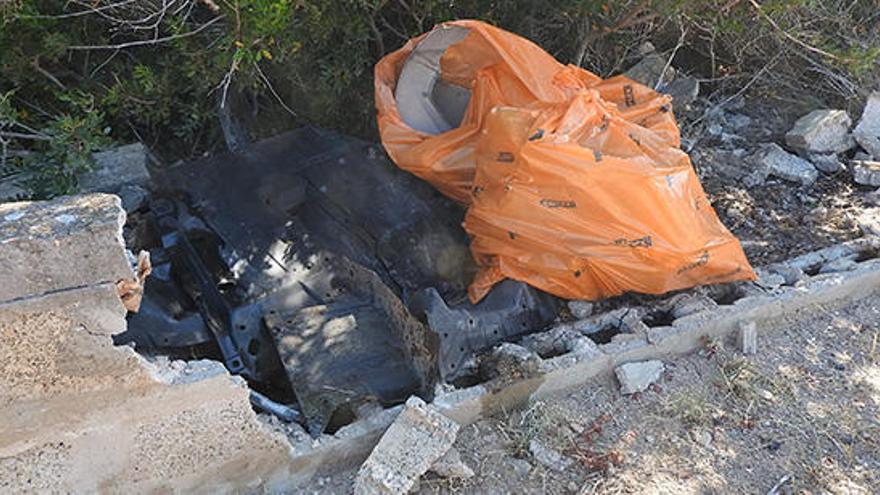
top-left (785, 109), bottom-right (853, 154)
top-left (737, 321), bottom-right (757, 355)
top-left (853, 91), bottom-right (880, 159)
top-left (624, 51), bottom-right (676, 88)
top-left (853, 160), bottom-right (880, 186)
top-left (750, 143), bottom-right (818, 186)
top-left (354, 396), bottom-right (460, 494)
top-left (0, 193), bottom-right (298, 493)
top-left (615, 360), bottom-right (664, 395)
top-left (428, 448), bottom-right (474, 479)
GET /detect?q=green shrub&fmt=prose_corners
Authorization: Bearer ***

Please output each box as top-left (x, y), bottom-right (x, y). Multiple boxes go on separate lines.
top-left (0, 0), bottom-right (877, 199)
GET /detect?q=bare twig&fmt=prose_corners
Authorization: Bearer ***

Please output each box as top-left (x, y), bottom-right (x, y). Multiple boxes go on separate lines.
top-left (655, 21), bottom-right (688, 90)
top-left (31, 59), bottom-right (67, 91)
top-left (17, 0), bottom-right (138, 19)
top-left (66, 15), bottom-right (224, 50)
top-left (749, 0), bottom-right (841, 60)
top-left (253, 62), bottom-right (297, 118)
top-left (0, 131), bottom-right (50, 141)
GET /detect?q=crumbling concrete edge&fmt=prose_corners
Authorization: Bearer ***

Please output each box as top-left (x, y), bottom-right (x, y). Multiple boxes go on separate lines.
top-left (432, 257), bottom-right (880, 425)
top-left (280, 249), bottom-right (880, 486)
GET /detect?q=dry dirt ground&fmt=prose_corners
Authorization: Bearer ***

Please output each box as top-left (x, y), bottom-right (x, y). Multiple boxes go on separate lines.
top-left (311, 291), bottom-right (880, 494)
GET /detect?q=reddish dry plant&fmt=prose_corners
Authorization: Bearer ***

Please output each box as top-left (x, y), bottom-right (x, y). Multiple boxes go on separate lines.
top-left (570, 413), bottom-right (624, 474)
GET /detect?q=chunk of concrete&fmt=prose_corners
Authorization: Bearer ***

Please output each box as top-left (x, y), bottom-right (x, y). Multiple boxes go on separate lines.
top-left (852, 160), bottom-right (880, 186)
top-left (482, 343), bottom-right (543, 380)
top-left (428, 448), bottom-right (474, 479)
top-left (624, 52), bottom-right (676, 87)
top-left (785, 109), bottom-right (853, 153)
top-left (809, 153), bottom-right (845, 174)
top-left (354, 396), bottom-right (459, 494)
top-left (568, 300), bottom-right (594, 319)
top-left (853, 91), bottom-right (880, 159)
top-left (661, 77), bottom-right (700, 107)
top-left (0, 193), bottom-right (134, 303)
top-left (820, 257), bottom-right (858, 274)
top-left (751, 143), bottom-right (818, 186)
top-left (615, 360), bottom-right (664, 395)
top-left (737, 321), bottom-right (757, 355)
top-left (80, 143), bottom-right (151, 192)
top-left (528, 439), bottom-right (574, 472)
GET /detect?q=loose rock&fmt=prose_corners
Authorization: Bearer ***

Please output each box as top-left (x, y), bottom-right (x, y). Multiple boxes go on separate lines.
top-left (737, 321), bottom-right (757, 355)
top-left (615, 360), bottom-right (664, 395)
top-left (354, 396), bottom-right (460, 495)
top-left (853, 91), bottom-right (880, 159)
top-left (785, 109), bottom-right (853, 154)
top-left (428, 448), bottom-right (474, 480)
top-left (751, 143), bottom-right (818, 186)
top-left (624, 52), bottom-right (676, 87)
top-left (852, 160), bottom-right (880, 186)
top-left (528, 439), bottom-right (574, 472)
top-left (808, 153), bottom-right (845, 174)
top-left (661, 77), bottom-right (700, 107)
top-left (568, 300), bottom-right (594, 319)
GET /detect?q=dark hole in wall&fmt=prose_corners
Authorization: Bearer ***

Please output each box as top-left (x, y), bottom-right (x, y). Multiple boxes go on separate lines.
top-left (587, 326), bottom-right (620, 345)
top-left (707, 283), bottom-right (746, 306)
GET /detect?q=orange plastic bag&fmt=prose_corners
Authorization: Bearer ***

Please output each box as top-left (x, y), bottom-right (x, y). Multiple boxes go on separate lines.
top-left (375, 20), bottom-right (755, 302)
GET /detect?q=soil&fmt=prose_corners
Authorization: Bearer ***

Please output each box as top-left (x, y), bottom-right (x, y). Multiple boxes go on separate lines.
top-left (422, 292), bottom-right (880, 494)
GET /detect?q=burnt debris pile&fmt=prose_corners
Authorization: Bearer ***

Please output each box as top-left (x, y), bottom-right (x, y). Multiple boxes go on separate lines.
top-left (116, 127), bottom-right (557, 435)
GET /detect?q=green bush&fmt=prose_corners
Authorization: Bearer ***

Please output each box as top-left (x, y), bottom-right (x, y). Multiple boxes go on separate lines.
top-left (0, 0), bottom-right (877, 199)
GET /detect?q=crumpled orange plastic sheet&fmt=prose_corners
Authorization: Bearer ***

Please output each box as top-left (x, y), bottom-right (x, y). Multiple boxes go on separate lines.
top-left (375, 19), bottom-right (755, 302)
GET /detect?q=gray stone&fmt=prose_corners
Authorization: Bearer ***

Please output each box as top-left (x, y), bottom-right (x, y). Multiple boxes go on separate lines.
top-left (118, 184), bottom-right (148, 213)
top-left (766, 263), bottom-right (805, 286)
top-left (820, 258), bottom-right (858, 274)
top-left (354, 396), bottom-right (459, 495)
top-left (751, 143), bottom-right (818, 186)
top-left (856, 208), bottom-right (880, 236)
top-left (726, 113), bottom-right (753, 131)
top-left (852, 160), bottom-right (880, 186)
top-left (661, 77), bottom-right (700, 107)
top-left (615, 360), bottom-right (664, 395)
top-left (528, 439), bottom-right (574, 472)
top-left (865, 188), bottom-right (880, 206)
top-left (785, 109), bottom-right (853, 153)
top-left (737, 321), bottom-right (757, 355)
top-left (428, 448), bottom-right (474, 479)
top-left (671, 294), bottom-right (717, 319)
top-left (754, 269), bottom-right (786, 291)
top-left (79, 143), bottom-right (151, 192)
top-left (853, 91), bottom-right (880, 159)
top-left (624, 53), bottom-right (676, 87)
top-left (809, 153), bottom-right (845, 174)
top-left (0, 193), bottom-right (134, 303)
top-left (484, 343), bottom-right (543, 380)
top-left (567, 300), bottom-right (594, 319)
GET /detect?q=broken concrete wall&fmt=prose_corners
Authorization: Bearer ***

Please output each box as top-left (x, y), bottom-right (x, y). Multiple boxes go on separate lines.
top-left (0, 193), bottom-right (297, 493)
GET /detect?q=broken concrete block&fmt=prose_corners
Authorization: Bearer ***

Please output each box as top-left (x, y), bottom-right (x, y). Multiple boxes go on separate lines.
top-left (737, 321), bottom-right (757, 355)
top-left (615, 360), bottom-right (664, 395)
top-left (0, 193), bottom-right (134, 303)
top-left (809, 153), bottom-right (845, 174)
top-left (671, 293), bottom-right (717, 319)
top-left (80, 143), bottom-right (151, 192)
top-left (785, 109), bottom-right (853, 153)
top-left (354, 396), bottom-right (459, 494)
top-left (528, 439), bottom-right (574, 472)
top-left (118, 184), bottom-right (149, 213)
top-left (754, 268), bottom-right (786, 291)
top-left (853, 160), bottom-right (880, 186)
top-left (428, 447), bottom-right (474, 479)
top-left (853, 91), bottom-right (880, 159)
top-left (661, 77), bottom-right (700, 107)
top-left (624, 52), bottom-right (676, 87)
top-left (766, 263), bottom-right (805, 286)
top-left (751, 143), bottom-right (818, 186)
top-left (568, 300), bottom-right (594, 319)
